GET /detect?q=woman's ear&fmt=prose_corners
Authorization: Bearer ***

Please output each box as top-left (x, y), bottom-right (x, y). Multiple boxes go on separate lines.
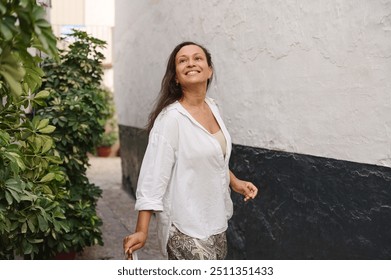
top-left (208, 67), bottom-right (213, 79)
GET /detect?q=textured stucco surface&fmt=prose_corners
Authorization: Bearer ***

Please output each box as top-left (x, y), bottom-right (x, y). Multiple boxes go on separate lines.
top-left (114, 0), bottom-right (391, 167)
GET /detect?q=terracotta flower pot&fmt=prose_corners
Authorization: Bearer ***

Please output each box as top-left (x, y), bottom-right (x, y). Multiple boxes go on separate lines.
top-left (55, 251), bottom-right (76, 260)
top-left (97, 146), bottom-right (111, 157)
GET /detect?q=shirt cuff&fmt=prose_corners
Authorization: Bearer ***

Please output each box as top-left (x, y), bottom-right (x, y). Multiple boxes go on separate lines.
top-left (135, 198), bottom-right (164, 212)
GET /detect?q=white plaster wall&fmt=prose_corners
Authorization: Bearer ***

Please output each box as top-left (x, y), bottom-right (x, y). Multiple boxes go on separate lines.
top-left (114, 0), bottom-right (391, 167)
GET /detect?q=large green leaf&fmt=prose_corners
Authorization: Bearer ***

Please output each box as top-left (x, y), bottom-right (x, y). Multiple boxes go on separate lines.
top-left (38, 125), bottom-right (56, 134)
top-left (3, 151), bottom-right (26, 171)
top-left (39, 172), bottom-right (55, 183)
top-left (37, 214), bottom-right (49, 232)
top-left (0, 49), bottom-right (25, 97)
top-left (36, 119), bottom-right (49, 130)
top-left (41, 137), bottom-right (53, 153)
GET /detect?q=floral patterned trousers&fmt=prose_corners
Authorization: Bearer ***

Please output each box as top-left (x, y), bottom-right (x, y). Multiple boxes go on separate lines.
top-left (167, 225), bottom-right (227, 260)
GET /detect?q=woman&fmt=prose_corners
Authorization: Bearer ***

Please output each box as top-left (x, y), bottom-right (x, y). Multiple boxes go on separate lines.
top-left (123, 42), bottom-right (258, 260)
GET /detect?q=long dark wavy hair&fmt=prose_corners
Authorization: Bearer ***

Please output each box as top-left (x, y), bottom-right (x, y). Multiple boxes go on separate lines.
top-left (146, 41), bottom-right (214, 132)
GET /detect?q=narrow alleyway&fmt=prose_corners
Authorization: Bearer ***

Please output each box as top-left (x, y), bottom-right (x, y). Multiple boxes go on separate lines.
top-left (75, 156), bottom-right (165, 260)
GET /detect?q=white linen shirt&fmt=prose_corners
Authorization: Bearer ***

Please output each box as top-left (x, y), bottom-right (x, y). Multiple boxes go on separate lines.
top-left (135, 97), bottom-right (233, 256)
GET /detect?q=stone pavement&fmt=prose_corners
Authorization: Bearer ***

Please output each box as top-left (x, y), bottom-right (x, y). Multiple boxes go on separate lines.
top-left (75, 156), bottom-right (166, 260)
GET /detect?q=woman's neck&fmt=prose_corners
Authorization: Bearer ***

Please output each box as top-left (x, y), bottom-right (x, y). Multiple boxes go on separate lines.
top-left (180, 85), bottom-right (207, 107)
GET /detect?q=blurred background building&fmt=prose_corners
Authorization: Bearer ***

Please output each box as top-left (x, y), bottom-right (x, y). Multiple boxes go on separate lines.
top-left (50, 0), bottom-right (114, 92)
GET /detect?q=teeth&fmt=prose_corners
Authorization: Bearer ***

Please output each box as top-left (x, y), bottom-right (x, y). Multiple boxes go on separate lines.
top-left (186, 71), bottom-right (198, 75)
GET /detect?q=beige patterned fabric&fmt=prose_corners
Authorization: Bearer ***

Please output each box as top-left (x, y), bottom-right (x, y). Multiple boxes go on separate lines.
top-left (167, 225), bottom-right (227, 260)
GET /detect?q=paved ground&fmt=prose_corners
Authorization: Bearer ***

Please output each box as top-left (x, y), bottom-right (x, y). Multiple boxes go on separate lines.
top-left (75, 156), bottom-right (166, 260)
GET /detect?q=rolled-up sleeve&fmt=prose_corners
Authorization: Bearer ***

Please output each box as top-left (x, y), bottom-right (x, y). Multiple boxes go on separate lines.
top-left (135, 114), bottom-right (178, 212)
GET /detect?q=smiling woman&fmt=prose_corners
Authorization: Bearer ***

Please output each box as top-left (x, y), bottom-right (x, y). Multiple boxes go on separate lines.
top-left (175, 45), bottom-right (212, 89)
top-left (145, 42), bottom-right (215, 132)
top-left (123, 42), bottom-right (258, 260)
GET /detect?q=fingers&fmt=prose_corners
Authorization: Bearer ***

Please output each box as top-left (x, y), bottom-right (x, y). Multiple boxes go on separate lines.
top-left (123, 232), bottom-right (147, 256)
top-left (243, 182), bottom-right (258, 202)
top-left (123, 235), bottom-right (134, 255)
top-left (123, 235), bottom-right (139, 255)
top-left (125, 251), bottom-right (133, 260)
top-left (248, 183), bottom-right (258, 198)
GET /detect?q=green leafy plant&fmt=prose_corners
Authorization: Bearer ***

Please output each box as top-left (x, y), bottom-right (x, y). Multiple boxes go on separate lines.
top-left (97, 87), bottom-right (117, 146)
top-left (1, 3), bottom-right (109, 259)
top-left (98, 130), bottom-right (118, 147)
top-left (0, 0), bottom-right (70, 259)
top-left (36, 30), bottom-right (112, 254)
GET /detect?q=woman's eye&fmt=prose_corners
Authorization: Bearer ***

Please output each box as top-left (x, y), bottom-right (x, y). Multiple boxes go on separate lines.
top-left (195, 57), bottom-right (202, 61)
top-left (178, 59), bottom-right (187, 64)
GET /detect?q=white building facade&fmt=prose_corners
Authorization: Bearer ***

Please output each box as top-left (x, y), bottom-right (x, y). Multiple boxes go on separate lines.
top-left (50, 0), bottom-right (114, 91)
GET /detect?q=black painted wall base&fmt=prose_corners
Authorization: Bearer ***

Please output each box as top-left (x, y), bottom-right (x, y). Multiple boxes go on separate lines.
top-left (119, 125), bottom-right (391, 259)
top-left (228, 145), bottom-right (391, 260)
top-left (119, 125), bottom-right (148, 197)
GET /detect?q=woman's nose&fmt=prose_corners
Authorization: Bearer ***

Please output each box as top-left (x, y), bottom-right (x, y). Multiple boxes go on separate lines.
top-left (187, 59), bottom-right (196, 67)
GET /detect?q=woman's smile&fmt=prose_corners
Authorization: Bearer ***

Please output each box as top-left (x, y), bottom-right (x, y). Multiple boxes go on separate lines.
top-left (185, 70), bottom-right (200, 75)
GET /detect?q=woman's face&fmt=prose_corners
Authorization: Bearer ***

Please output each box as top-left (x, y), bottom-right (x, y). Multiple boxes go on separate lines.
top-left (175, 45), bottom-right (212, 88)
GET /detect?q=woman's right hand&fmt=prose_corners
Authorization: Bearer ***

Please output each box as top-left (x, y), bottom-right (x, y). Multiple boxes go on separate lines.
top-left (124, 210), bottom-right (153, 259)
top-left (123, 231), bottom-right (147, 257)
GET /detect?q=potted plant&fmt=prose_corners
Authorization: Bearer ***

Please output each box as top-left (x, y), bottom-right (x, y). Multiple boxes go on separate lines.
top-left (97, 130), bottom-right (118, 157)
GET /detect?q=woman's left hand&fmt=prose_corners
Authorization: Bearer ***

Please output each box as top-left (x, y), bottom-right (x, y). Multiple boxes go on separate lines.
top-left (229, 171), bottom-right (258, 201)
top-left (232, 180), bottom-right (258, 201)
